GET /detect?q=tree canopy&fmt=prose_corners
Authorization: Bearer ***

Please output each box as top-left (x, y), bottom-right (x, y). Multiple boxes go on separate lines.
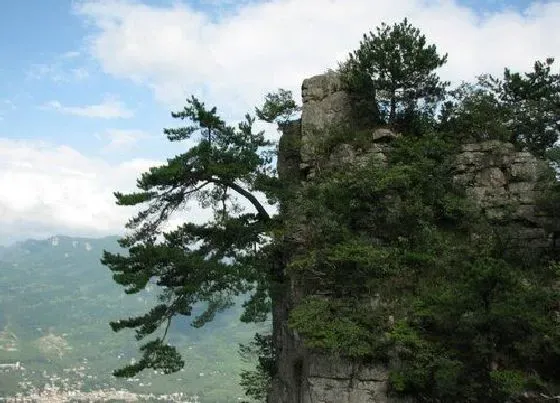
top-left (340, 18), bottom-right (449, 130)
top-left (286, 129), bottom-right (560, 401)
top-left (441, 58), bottom-right (560, 157)
top-left (255, 89), bottom-right (301, 128)
top-left (101, 95), bottom-right (282, 377)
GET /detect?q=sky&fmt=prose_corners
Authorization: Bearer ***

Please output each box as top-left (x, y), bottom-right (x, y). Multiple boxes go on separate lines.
top-left (0, 0), bottom-right (559, 246)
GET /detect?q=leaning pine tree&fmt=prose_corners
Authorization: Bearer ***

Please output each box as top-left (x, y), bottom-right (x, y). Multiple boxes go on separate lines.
top-left (101, 92), bottom-right (297, 377)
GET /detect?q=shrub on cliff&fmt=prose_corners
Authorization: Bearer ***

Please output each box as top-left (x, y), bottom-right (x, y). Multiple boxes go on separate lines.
top-left (286, 129), bottom-right (560, 401)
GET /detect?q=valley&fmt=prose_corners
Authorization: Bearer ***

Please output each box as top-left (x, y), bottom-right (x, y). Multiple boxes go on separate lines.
top-left (0, 236), bottom-right (265, 402)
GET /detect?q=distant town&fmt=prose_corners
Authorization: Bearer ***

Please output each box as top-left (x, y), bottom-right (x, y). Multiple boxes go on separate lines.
top-left (0, 361), bottom-right (200, 402)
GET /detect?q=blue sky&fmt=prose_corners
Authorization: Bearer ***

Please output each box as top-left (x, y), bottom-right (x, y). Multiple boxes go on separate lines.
top-left (0, 0), bottom-right (553, 158)
top-left (0, 0), bottom-right (559, 245)
top-left (1, 1), bottom-right (170, 162)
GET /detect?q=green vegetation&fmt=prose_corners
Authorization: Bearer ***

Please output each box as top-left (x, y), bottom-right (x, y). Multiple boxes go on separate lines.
top-left (0, 236), bottom-right (265, 402)
top-left (104, 17), bottom-right (560, 402)
top-left (239, 333), bottom-right (275, 401)
top-left (339, 18), bottom-right (449, 133)
top-left (441, 58), bottom-right (560, 156)
top-left (101, 94), bottom-right (282, 397)
top-left (255, 88), bottom-right (301, 127)
top-left (287, 130), bottom-right (560, 400)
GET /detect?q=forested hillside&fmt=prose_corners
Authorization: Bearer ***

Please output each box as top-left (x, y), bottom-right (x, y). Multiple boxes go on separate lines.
top-left (0, 236), bottom-right (267, 402)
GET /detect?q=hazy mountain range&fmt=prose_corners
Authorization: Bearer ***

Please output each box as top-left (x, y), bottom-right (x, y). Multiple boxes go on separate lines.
top-left (0, 235), bottom-right (266, 402)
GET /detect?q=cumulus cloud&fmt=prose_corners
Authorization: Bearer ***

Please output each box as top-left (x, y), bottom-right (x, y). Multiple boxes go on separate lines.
top-left (42, 97), bottom-right (134, 118)
top-left (74, 0), bottom-right (560, 118)
top-left (0, 138), bottom-right (217, 245)
top-left (0, 141), bottom-right (129, 244)
top-left (0, 138), bottom-right (152, 244)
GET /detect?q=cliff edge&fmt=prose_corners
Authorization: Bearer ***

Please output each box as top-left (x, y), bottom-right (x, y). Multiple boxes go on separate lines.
top-left (268, 72), bottom-right (558, 403)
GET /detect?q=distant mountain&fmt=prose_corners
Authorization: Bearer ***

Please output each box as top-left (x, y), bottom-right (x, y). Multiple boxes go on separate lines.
top-left (0, 235), bottom-right (122, 264)
top-left (0, 235), bottom-right (265, 402)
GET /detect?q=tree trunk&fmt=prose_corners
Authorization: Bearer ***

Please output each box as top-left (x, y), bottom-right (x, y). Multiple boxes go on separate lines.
top-left (389, 93), bottom-right (396, 124)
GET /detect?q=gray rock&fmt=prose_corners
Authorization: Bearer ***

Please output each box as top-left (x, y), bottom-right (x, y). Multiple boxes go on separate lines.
top-left (372, 128), bottom-right (399, 143)
top-left (270, 71), bottom-right (558, 403)
top-left (300, 72), bottom-right (354, 170)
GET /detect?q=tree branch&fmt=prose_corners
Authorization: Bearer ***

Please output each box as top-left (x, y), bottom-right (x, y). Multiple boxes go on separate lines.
top-left (162, 317), bottom-right (172, 341)
top-left (223, 180), bottom-right (270, 221)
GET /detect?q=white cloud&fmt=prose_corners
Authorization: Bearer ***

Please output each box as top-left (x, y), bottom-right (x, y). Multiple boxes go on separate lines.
top-left (0, 138), bottom-right (214, 246)
top-left (98, 128), bottom-right (151, 152)
top-left (74, 0), bottom-right (560, 118)
top-left (26, 49), bottom-right (89, 82)
top-left (0, 130), bottom-right (275, 245)
top-left (70, 67), bottom-right (90, 80)
top-left (0, 138), bottom-right (149, 244)
top-left (61, 50), bottom-right (82, 59)
top-left (42, 97), bottom-right (134, 118)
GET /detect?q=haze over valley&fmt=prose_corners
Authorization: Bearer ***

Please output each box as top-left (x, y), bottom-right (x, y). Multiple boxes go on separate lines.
top-left (0, 235), bottom-right (265, 402)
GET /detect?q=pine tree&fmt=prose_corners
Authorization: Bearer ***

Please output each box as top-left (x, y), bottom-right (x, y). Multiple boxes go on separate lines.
top-left (441, 58), bottom-right (560, 157)
top-left (486, 58), bottom-right (560, 157)
top-left (340, 18), bottom-right (449, 129)
top-left (101, 95), bottom-right (285, 377)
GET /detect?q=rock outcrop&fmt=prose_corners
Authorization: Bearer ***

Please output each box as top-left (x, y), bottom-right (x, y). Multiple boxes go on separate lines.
top-left (300, 72), bottom-right (355, 170)
top-left (454, 140), bottom-right (555, 250)
top-left (269, 72), bottom-right (558, 403)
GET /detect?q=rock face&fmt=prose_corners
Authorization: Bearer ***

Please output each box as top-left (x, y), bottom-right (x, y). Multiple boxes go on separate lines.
top-left (270, 72), bottom-right (411, 403)
top-left (300, 72), bottom-right (354, 169)
top-left (269, 72), bottom-right (557, 403)
top-left (453, 140), bottom-right (555, 250)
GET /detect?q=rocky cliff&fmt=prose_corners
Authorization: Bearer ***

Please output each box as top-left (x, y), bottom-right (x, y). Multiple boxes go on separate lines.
top-left (268, 72), bottom-right (558, 403)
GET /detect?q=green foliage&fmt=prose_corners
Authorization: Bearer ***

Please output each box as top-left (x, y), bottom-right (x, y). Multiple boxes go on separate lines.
top-left (495, 58), bottom-right (560, 157)
top-left (340, 18), bottom-right (449, 130)
top-left (287, 130), bottom-right (473, 320)
top-left (545, 145), bottom-right (560, 174)
top-left (239, 332), bottom-right (276, 401)
top-left (439, 81), bottom-right (511, 142)
top-left (103, 94), bottom-right (280, 377)
top-left (388, 322), bottom-right (463, 398)
top-left (490, 370), bottom-right (527, 401)
top-left (442, 58), bottom-right (560, 156)
top-left (389, 253), bottom-right (560, 401)
top-left (240, 282), bottom-right (272, 324)
top-left (113, 338), bottom-right (184, 378)
top-left (288, 297), bottom-right (383, 357)
top-left (285, 124), bottom-right (560, 401)
top-left (164, 95), bottom-right (225, 143)
top-left (255, 89), bottom-right (301, 128)
top-left (536, 171), bottom-right (560, 224)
